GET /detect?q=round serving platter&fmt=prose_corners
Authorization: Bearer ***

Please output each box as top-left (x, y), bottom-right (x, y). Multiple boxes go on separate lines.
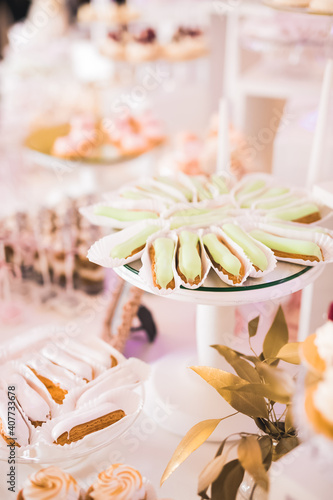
top-left (24, 124), bottom-right (156, 170)
top-left (115, 260), bottom-right (323, 306)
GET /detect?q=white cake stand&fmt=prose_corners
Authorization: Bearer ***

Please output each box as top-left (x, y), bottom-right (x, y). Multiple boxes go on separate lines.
top-left (115, 261), bottom-right (323, 440)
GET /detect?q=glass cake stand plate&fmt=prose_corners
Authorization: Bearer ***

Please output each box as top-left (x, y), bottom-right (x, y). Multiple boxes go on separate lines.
top-left (24, 124), bottom-right (159, 170)
top-left (116, 260), bottom-right (321, 306)
top-left (115, 262), bottom-right (323, 440)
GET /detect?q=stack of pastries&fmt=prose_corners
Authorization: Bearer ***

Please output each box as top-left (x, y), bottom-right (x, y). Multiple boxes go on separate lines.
top-left (100, 25), bottom-right (208, 63)
top-left (51, 112), bottom-right (165, 160)
top-left (0, 333), bottom-right (148, 459)
top-left (81, 172), bottom-right (333, 293)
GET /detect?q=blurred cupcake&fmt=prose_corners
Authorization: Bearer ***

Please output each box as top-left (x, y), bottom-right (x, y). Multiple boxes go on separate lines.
top-left (85, 464), bottom-right (156, 500)
top-left (17, 466), bottom-right (83, 499)
top-left (304, 369), bottom-right (333, 440)
top-left (302, 321), bottom-right (333, 374)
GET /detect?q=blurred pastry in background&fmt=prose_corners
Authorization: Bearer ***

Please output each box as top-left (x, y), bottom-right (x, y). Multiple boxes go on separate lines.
top-left (78, 1), bottom-right (140, 24)
top-left (126, 28), bottom-right (161, 63)
top-left (163, 26), bottom-right (208, 61)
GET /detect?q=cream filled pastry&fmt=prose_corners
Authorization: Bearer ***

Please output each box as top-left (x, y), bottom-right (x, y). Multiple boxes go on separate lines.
top-left (93, 206), bottom-right (159, 222)
top-left (203, 233), bottom-right (244, 284)
top-left (170, 206), bottom-right (232, 230)
top-left (253, 195), bottom-right (299, 211)
top-left (149, 237), bottom-right (175, 290)
top-left (75, 360), bottom-right (146, 408)
top-left (0, 389), bottom-right (31, 447)
top-left (56, 339), bottom-right (122, 371)
top-left (222, 223), bottom-right (268, 272)
top-left (17, 466), bottom-right (82, 500)
top-left (40, 345), bottom-right (94, 382)
top-left (86, 463), bottom-right (154, 500)
top-left (235, 179), bottom-right (267, 201)
top-left (120, 191), bottom-right (150, 201)
top-left (52, 403), bottom-right (125, 446)
top-left (268, 202), bottom-right (321, 223)
top-left (25, 356), bottom-right (85, 405)
top-left (155, 176), bottom-right (193, 201)
top-left (176, 231), bottom-right (203, 285)
top-left (210, 175), bottom-right (229, 195)
top-left (189, 177), bottom-right (213, 201)
top-left (249, 229), bottom-right (323, 262)
top-left (110, 226), bottom-right (160, 260)
top-left (3, 373), bottom-right (50, 427)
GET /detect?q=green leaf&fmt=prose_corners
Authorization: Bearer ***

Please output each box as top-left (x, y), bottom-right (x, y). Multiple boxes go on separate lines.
top-left (263, 306), bottom-right (289, 363)
top-left (248, 316), bottom-right (260, 338)
top-left (273, 436), bottom-right (299, 461)
top-left (212, 345), bottom-right (261, 383)
top-left (160, 418), bottom-right (222, 485)
top-left (191, 366), bottom-right (269, 418)
top-left (238, 436), bottom-right (269, 491)
top-left (276, 342), bottom-right (301, 365)
top-left (211, 459), bottom-right (244, 500)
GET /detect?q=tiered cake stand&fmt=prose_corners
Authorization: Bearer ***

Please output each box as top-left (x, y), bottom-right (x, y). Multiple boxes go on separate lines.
top-left (115, 260), bottom-right (323, 440)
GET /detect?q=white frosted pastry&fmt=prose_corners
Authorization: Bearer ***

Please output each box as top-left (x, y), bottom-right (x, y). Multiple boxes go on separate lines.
top-left (17, 466), bottom-right (82, 500)
top-left (0, 389), bottom-right (31, 447)
top-left (55, 339), bottom-right (123, 370)
top-left (51, 403), bottom-right (125, 446)
top-left (2, 373), bottom-right (50, 426)
top-left (75, 359), bottom-right (149, 408)
top-left (86, 464), bottom-right (157, 500)
top-left (40, 345), bottom-right (94, 382)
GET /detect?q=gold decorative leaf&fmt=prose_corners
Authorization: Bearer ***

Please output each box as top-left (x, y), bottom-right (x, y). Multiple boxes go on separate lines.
top-left (212, 345), bottom-right (261, 383)
top-left (224, 382), bottom-right (291, 405)
top-left (160, 418), bottom-right (222, 486)
top-left (211, 459), bottom-right (244, 500)
top-left (263, 306), bottom-right (289, 363)
top-left (276, 343), bottom-right (301, 365)
top-left (248, 316), bottom-right (260, 338)
top-left (273, 436), bottom-right (299, 461)
top-left (258, 435), bottom-right (273, 470)
top-left (191, 366), bottom-right (269, 418)
top-left (255, 363), bottom-right (295, 398)
top-left (198, 452), bottom-right (229, 494)
top-left (284, 405), bottom-right (294, 434)
top-left (238, 436), bottom-right (269, 491)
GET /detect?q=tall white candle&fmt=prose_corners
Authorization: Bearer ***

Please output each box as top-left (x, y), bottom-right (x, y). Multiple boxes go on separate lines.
top-left (307, 59), bottom-right (333, 188)
top-left (216, 98), bottom-right (231, 174)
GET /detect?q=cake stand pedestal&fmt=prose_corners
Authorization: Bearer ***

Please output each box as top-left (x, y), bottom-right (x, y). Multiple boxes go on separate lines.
top-left (115, 262), bottom-right (323, 440)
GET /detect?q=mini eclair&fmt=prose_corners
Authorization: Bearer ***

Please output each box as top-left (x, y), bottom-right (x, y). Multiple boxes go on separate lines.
top-left (203, 232), bottom-right (245, 284)
top-left (176, 230), bottom-right (203, 285)
top-left (249, 229), bottom-right (323, 262)
top-left (149, 237), bottom-right (176, 290)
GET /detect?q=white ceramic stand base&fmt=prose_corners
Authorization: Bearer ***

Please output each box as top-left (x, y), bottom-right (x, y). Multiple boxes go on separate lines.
top-left (116, 262), bottom-right (323, 440)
